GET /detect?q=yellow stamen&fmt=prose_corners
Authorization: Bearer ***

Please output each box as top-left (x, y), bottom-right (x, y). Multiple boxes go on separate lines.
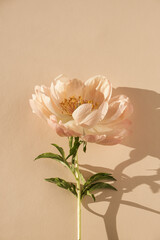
top-left (60, 96), bottom-right (98, 115)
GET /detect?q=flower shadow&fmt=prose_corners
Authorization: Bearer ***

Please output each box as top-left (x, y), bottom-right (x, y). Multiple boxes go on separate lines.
top-left (80, 87), bottom-right (160, 240)
top-left (115, 87), bottom-right (160, 159)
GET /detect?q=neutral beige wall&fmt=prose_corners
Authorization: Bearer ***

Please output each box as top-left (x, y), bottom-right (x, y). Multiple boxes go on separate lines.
top-left (0, 0), bottom-right (160, 239)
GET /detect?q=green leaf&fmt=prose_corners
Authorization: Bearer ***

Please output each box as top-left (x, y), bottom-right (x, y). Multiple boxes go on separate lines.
top-left (71, 137), bottom-right (80, 155)
top-left (68, 136), bottom-right (73, 148)
top-left (70, 163), bottom-right (76, 174)
top-left (83, 141), bottom-right (87, 153)
top-left (81, 182), bottom-right (117, 199)
top-left (66, 137), bottom-right (81, 163)
top-left (35, 152), bottom-right (63, 161)
top-left (34, 152), bottom-right (70, 169)
top-left (69, 183), bottom-right (77, 196)
top-left (86, 191), bottom-right (96, 202)
top-left (51, 143), bottom-right (65, 158)
top-left (76, 169), bottom-right (95, 201)
top-left (77, 169), bottom-right (86, 185)
top-left (84, 173), bottom-right (116, 189)
top-left (45, 177), bottom-right (77, 197)
top-left (89, 182), bottom-right (117, 191)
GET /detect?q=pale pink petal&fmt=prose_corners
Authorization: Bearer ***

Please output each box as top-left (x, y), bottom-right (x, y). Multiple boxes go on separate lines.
top-left (83, 75), bottom-right (112, 104)
top-left (54, 74), bottom-right (69, 84)
top-left (96, 128), bottom-right (129, 145)
top-left (33, 84), bottom-right (71, 121)
top-left (41, 93), bottom-right (70, 121)
top-left (29, 99), bottom-right (44, 119)
top-left (53, 74), bottom-right (69, 101)
top-left (73, 101), bottom-right (108, 128)
top-left (53, 74), bottom-right (84, 101)
top-left (82, 128), bottom-right (129, 145)
top-left (101, 95), bottom-right (133, 124)
top-left (47, 117), bottom-right (69, 137)
top-left (34, 86), bottom-right (42, 102)
top-left (29, 98), bottom-right (50, 120)
top-left (50, 82), bottom-right (71, 119)
top-left (107, 119), bottom-right (132, 131)
top-left (50, 82), bottom-right (60, 103)
top-left (64, 78), bottom-right (83, 98)
top-left (30, 86), bottom-right (51, 120)
top-left (64, 120), bottom-right (84, 135)
top-left (90, 118), bottom-right (131, 135)
top-left (40, 85), bottom-right (50, 96)
top-left (82, 134), bottom-right (106, 143)
top-left (30, 83), bottom-right (73, 123)
top-left (31, 85), bottom-right (62, 120)
top-left (72, 103), bottom-right (93, 124)
top-left (41, 95), bottom-right (57, 115)
top-left (48, 116), bottom-right (81, 137)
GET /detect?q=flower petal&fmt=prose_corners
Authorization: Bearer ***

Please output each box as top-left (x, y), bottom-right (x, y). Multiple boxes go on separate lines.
top-left (72, 103), bottom-right (93, 124)
top-left (29, 85), bottom-right (50, 119)
top-left (41, 93), bottom-right (71, 122)
top-left (47, 116), bottom-right (81, 137)
top-left (101, 95), bottom-right (133, 125)
top-left (31, 85), bottom-right (59, 119)
top-left (53, 74), bottom-right (84, 101)
top-left (83, 75), bottom-right (112, 104)
top-left (82, 128), bottom-right (129, 145)
top-left (64, 120), bottom-right (84, 135)
top-left (41, 95), bottom-right (58, 115)
top-left (29, 99), bottom-right (51, 119)
top-left (73, 101), bottom-right (108, 128)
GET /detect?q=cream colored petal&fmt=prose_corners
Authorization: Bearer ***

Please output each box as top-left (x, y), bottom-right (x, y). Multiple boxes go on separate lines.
top-left (35, 85), bottom-right (56, 116)
top-left (101, 95), bottom-right (133, 124)
top-left (96, 128), bottom-right (129, 145)
top-left (82, 128), bottom-right (129, 145)
top-left (83, 75), bottom-right (112, 104)
top-left (47, 116), bottom-right (67, 137)
top-left (48, 119), bottom-right (67, 137)
top-left (48, 116), bottom-right (81, 137)
top-left (94, 119), bottom-right (132, 134)
top-left (54, 75), bottom-right (69, 101)
top-left (53, 74), bottom-right (84, 101)
top-left (50, 82), bottom-right (60, 103)
top-left (34, 86), bottom-right (42, 102)
top-left (29, 99), bottom-right (50, 120)
top-left (29, 99), bottom-right (43, 118)
top-left (91, 124), bottom-right (113, 134)
top-left (65, 78), bottom-right (84, 98)
top-left (41, 95), bottom-right (57, 114)
top-left (53, 74), bottom-right (69, 84)
top-left (40, 85), bottom-right (50, 95)
top-left (50, 82), bottom-right (68, 117)
top-left (41, 93), bottom-right (68, 121)
top-left (82, 134), bottom-right (106, 143)
top-left (83, 118), bottom-right (132, 139)
top-left (72, 103), bottom-right (93, 124)
top-left (35, 84), bottom-right (69, 121)
top-left (64, 120), bottom-right (84, 135)
top-left (74, 101), bottom-right (108, 128)
top-left (30, 85), bottom-right (56, 120)
top-left (30, 83), bottom-right (73, 123)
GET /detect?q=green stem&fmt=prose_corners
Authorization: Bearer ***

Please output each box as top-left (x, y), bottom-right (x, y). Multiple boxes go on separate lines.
top-left (75, 153), bottom-right (81, 240)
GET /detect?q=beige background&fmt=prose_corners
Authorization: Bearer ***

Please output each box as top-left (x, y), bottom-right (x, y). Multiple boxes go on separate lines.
top-left (0, 0), bottom-right (160, 239)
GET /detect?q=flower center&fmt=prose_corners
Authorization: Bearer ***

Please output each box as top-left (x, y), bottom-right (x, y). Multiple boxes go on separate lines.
top-left (60, 96), bottom-right (98, 115)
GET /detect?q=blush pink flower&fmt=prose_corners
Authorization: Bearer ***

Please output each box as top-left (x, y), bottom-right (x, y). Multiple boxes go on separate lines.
top-left (30, 75), bottom-right (133, 145)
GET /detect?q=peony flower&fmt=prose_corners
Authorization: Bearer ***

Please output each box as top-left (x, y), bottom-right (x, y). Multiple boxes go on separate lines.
top-left (30, 74), bottom-right (133, 145)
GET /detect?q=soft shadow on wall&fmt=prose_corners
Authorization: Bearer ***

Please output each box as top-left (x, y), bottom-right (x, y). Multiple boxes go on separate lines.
top-left (81, 87), bottom-right (160, 240)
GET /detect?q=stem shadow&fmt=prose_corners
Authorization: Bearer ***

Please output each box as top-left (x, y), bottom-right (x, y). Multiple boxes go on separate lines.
top-left (81, 87), bottom-right (160, 240)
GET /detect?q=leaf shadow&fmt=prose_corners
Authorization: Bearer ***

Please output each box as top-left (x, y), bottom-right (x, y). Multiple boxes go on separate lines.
top-left (80, 87), bottom-right (160, 240)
